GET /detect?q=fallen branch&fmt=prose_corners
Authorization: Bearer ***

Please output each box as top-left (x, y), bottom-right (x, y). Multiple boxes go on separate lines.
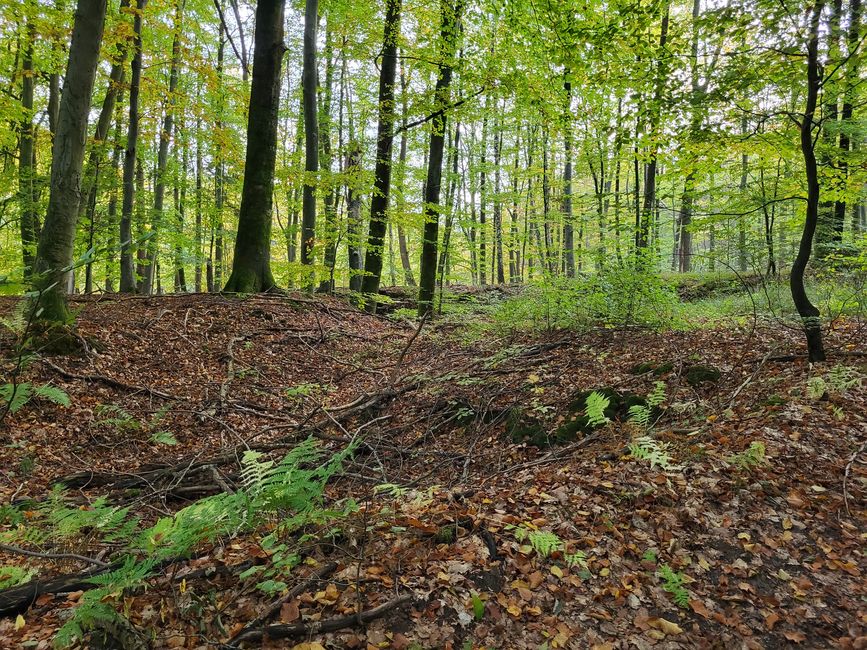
top-left (229, 593), bottom-right (414, 644)
top-left (229, 561), bottom-right (338, 644)
top-left (0, 543), bottom-right (109, 569)
top-left (40, 358), bottom-right (182, 401)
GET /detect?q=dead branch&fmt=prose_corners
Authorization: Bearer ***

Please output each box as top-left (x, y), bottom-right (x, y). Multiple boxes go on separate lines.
top-left (228, 593), bottom-right (414, 645)
top-left (40, 358), bottom-right (183, 401)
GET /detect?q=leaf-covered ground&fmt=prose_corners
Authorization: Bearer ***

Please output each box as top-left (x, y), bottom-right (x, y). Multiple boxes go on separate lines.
top-left (0, 292), bottom-right (865, 649)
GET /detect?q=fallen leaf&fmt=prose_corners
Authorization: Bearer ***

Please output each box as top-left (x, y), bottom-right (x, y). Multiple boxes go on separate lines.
top-left (648, 617), bottom-right (683, 636)
top-left (280, 600), bottom-right (300, 623)
top-left (783, 630), bottom-right (807, 643)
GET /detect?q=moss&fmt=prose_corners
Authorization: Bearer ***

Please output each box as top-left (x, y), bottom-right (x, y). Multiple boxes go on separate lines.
top-left (506, 408), bottom-right (549, 447)
top-left (653, 362), bottom-right (675, 376)
top-left (631, 362), bottom-right (656, 375)
top-left (685, 364), bottom-right (721, 386)
top-left (762, 394), bottom-right (787, 407)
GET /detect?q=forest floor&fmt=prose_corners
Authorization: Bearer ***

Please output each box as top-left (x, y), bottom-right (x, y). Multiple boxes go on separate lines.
top-left (0, 291), bottom-right (865, 649)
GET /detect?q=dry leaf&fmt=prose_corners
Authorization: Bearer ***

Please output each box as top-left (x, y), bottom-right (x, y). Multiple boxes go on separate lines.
top-left (648, 617), bottom-right (684, 636)
top-left (280, 600), bottom-right (300, 623)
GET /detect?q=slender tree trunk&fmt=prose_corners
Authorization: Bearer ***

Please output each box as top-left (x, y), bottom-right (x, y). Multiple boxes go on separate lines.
top-left (479, 108), bottom-right (488, 285)
top-left (396, 58), bottom-right (415, 286)
top-left (562, 75), bottom-right (575, 276)
top-left (18, 11), bottom-right (39, 277)
top-left (31, 0), bottom-right (109, 324)
top-left (637, 2), bottom-right (669, 254)
top-left (223, 0), bottom-right (285, 292)
top-left (493, 123), bottom-right (505, 284)
top-left (360, 0), bottom-right (402, 308)
top-left (318, 25), bottom-right (338, 293)
top-left (300, 0), bottom-right (319, 284)
top-left (791, 2), bottom-right (826, 362)
top-left (141, 0), bottom-right (183, 294)
top-left (840, 0), bottom-right (861, 240)
top-left (119, 0), bottom-right (146, 293)
top-left (418, 0), bottom-right (464, 316)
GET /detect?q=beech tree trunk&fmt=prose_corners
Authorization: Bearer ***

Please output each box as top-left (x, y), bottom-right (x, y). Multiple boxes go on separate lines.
top-left (300, 0), bottom-right (318, 285)
top-left (360, 0), bottom-right (402, 309)
top-left (31, 0), bottom-right (109, 324)
top-left (119, 0), bottom-right (146, 293)
top-left (223, 0), bottom-right (285, 293)
top-left (418, 0), bottom-right (464, 316)
top-left (18, 11), bottom-right (38, 277)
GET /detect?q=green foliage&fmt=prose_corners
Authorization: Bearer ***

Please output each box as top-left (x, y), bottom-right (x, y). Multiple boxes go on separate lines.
top-left (657, 564), bottom-right (690, 608)
top-left (509, 525), bottom-right (587, 569)
top-left (0, 565), bottom-right (37, 589)
top-left (584, 391), bottom-right (611, 428)
top-left (627, 381), bottom-right (666, 429)
top-left (727, 441), bottom-right (767, 470)
top-left (627, 435), bottom-right (678, 471)
top-left (96, 403), bottom-right (177, 445)
top-left (0, 382), bottom-right (69, 415)
top-left (471, 592), bottom-right (485, 621)
top-left (0, 437), bottom-right (355, 647)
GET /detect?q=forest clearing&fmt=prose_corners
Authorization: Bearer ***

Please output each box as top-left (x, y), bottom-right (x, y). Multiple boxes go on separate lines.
top-left (1, 0), bottom-right (867, 646)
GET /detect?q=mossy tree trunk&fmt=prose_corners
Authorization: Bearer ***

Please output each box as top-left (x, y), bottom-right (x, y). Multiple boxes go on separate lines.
top-left (223, 0), bottom-right (285, 293)
top-left (31, 0), bottom-right (108, 324)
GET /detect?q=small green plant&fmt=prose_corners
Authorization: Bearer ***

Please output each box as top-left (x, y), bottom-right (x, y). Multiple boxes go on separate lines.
top-left (627, 381), bottom-right (666, 428)
top-left (508, 525), bottom-right (588, 568)
top-left (585, 391), bottom-right (611, 427)
top-left (96, 404), bottom-right (176, 445)
top-left (657, 564), bottom-right (690, 607)
top-left (726, 441), bottom-right (766, 470)
top-left (0, 382), bottom-right (69, 416)
top-left (627, 435), bottom-right (678, 470)
top-left (0, 565), bottom-right (36, 589)
top-left (642, 549), bottom-right (658, 564)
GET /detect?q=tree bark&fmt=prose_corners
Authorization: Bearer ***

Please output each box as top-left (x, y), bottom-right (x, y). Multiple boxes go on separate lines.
top-left (300, 0), bottom-right (318, 286)
top-left (360, 0), bottom-right (402, 309)
top-left (119, 0), bottom-right (146, 293)
top-left (18, 10), bottom-right (39, 277)
top-left (223, 0), bottom-right (285, 292)
top-left (418, 0), bottom-right (464, 316)
top-left (31, 0), bottom-right (109, 324)
top-left (791, 2), bottom-right (827, 362)
top-left (562, 75), bottom-right (575, 277)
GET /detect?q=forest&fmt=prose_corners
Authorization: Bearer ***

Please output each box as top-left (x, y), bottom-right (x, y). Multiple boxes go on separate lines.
top-left (0, 0), bottom-right (865, 646)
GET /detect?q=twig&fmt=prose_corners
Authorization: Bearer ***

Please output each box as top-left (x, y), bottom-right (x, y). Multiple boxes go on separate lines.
top-left (843, 437), bottom-right (866, 516)
top-left (728, 350), bottom-right (773, 408)
top-left (0, 543), bottom-right (109, 568)
top-left (389, 312), bottom-right (428, 386)
top-left (229, 593), bottom-right (414, 644)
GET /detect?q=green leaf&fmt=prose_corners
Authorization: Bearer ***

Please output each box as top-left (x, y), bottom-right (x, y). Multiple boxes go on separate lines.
top-left (150, 431), bottom-right (178, 446)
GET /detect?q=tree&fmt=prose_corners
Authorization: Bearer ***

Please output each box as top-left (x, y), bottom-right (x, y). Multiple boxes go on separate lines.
top-left (791, 1), bottom-right (827, 362)
top-left (300, 0), bottom-right (318, 285)
top-left (119, 0), bottom-right (146, 293)
top-left (418, 0), bottom-right (465, 316)
top-left (223, 0), bottom-right (286, 293)
top-left (360, 0), bottom-right (402, 310)
top-left (18, 4), bottom-right (39, 278)
top-left (30, 0), bottom-right (109, 325)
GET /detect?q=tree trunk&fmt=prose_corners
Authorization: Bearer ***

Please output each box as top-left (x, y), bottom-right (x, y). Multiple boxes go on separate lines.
top-left (791, 2), bottom-right (826, 362)
top-left (346, 142), bottom-right (364, 292)
top-left (395, 58), bottom-right (415, 287)
top-left (31, 0), bottom-right (109, 324)
top-left (418, 0), bottom-right (464, 316)
top-left (119, 0), bottom-right (146, 293)
top-left (300, 0), bottom-right (318, 285)
top-left (141, 0), bottom-right (183, 294)
top-left (360, 0), bottom-right (402, 308)
top-left (18, 11), bottom-right (39, 277)
top-left (493, 124), bottom-right (505, 284)
top-left (562, 75), bottom-right (575, 277)
top-left (318, 25), bottom-right (337, 293)
top-left (223, 0), bottom-right (285, 292)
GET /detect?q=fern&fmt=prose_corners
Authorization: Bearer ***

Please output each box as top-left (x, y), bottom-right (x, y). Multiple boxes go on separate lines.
top-left (627, 435), bottom-right (678, 470)
top-left (727, 441), bottom-right (766, 470)
top-left (628, 403), bottom-right (652, 428)
top-left (53, 437), bottom-right (354, 647)
top-left (527, 530), bottom-right (562, 557)
top-left (646, 381), bottom-right (667, 408)
top-left (658, 564), bottom-right (690, 607)
top-left (584, 391), bottom-right (611, 427)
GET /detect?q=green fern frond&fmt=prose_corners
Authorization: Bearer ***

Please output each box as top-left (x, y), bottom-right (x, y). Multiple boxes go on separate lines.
top-left (585, 391), bottom-right (611, 427)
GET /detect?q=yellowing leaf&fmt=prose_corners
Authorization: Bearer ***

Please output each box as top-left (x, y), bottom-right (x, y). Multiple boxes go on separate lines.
top-left (14, 614), bottom-right (25, 630)
top-left (291, 644), bottom-right (327, 650)
top-left (648, 617), bottom-right (683, 636)
top-left (550, 565), bottom-right (564, 579)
